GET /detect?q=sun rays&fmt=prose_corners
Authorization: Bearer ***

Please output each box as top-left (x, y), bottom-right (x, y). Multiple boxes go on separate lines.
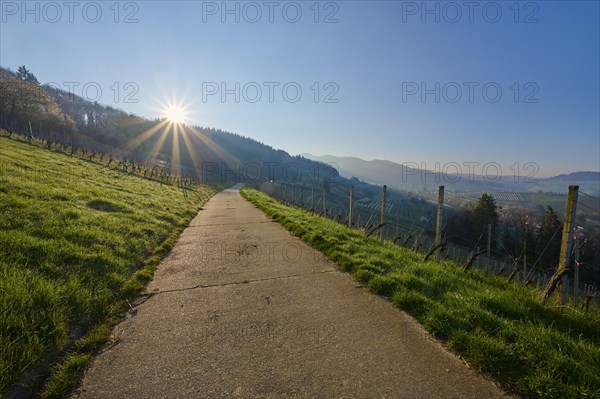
top-left (121, 96), bottom-right (234, 176)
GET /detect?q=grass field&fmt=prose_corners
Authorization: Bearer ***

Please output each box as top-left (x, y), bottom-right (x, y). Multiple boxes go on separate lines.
top-left (242, 188), bottom-right (600, 399)
top-left (0, 135), bottom-right (217, 397)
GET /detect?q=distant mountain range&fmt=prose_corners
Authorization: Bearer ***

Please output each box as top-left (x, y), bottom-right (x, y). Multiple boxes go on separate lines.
top-left (302, 154), bottom-right (600, 196)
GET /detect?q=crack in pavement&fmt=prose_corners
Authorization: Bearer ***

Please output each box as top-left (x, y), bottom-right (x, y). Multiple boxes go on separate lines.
top-left (136, 269), bottom-right (341, 303)
top-left (188, 220), bottom-right (277, 228)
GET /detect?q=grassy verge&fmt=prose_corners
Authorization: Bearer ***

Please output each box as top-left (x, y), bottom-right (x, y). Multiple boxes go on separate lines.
top-left (0, 135), bottom-right (219, 398)
top-left (241, 188), bottom-right (600, 399)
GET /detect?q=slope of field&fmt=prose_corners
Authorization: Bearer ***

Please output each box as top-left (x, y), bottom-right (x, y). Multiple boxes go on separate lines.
top-left (0, 135), bottom-right (216, 397)
top-left (242, 188), bottom-right (600, 399)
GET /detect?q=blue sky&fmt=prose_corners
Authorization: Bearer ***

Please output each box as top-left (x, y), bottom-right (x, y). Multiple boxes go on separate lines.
top-left (1, 0), bottom-right (599, 177)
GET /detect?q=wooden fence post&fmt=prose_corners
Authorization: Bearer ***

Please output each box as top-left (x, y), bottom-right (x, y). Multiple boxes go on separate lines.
top-left (322, 184), bottom-right (327, 214)
top-left (380, 185), bottom-right (387, 243)
top-left (348, 185), bottom-right (353, 228)
top-left (486, 223), bottom-right (492, 272)
top-left (523, 240), bottom-right (527, 283)
top-left (574, 238), bottom-right (580, 307)
top-left (435, 186), bottom-right (444, 261)
top-left (541, 185), bottom-right (579, 302)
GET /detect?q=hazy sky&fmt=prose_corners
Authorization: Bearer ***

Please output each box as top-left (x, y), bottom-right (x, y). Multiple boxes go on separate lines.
top-left (2, 0), bottom-right (599, 177)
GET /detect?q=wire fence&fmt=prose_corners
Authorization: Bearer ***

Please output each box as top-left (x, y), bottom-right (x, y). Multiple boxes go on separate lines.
top-left (256, 181), bottom-right (600, 309)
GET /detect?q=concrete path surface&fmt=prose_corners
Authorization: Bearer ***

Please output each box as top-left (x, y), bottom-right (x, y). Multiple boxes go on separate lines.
top-left (76, 184), bottom-right (511, 399)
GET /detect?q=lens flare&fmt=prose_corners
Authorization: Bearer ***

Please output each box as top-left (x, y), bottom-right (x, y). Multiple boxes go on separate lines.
top-left (163, 105), bottom-right (186, 124)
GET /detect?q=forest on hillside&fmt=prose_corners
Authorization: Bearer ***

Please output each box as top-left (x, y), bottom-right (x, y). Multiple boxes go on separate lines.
top-left (0, 65), bottom-right (337, 183)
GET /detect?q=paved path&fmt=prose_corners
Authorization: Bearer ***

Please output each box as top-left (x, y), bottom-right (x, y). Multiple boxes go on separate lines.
top-left (77, 185), bottom-right (511, 399)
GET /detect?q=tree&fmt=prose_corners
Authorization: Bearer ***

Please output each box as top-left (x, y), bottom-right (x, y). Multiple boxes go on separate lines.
top-left (523, 223), bottom-right (538, 267)
top-left (472, 194), bottom-right (499, 250)
top-left (446, 209), bottom-right (476, 246)
top-left (538, 206), bottom-right (562, 270)
top-left (0, 70), bottom-right (74, 131)
top-left (498, 208), bottom-right (539, 262)
top-left (500, 226), bottom-right (522, 257)
top-left (16, 65), bottom-right (39, 85)
top-left (579, 226), bottom-right (600, 285)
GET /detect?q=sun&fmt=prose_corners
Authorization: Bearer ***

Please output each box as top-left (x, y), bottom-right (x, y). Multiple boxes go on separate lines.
top-left (163, 105), bottom-right (187, 124)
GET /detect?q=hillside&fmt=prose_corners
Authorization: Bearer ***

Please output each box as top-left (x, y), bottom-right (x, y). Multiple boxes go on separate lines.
top-left (302, 153), bottom-right (520, 193)
top-left (526, 172), bottom-right (600, 195)
top-left (304, 154), bottom-right (600, 195)
top-left (0, 66), bottom-right (338, 185)
top-left (0, 135), bottom-right (216, 397)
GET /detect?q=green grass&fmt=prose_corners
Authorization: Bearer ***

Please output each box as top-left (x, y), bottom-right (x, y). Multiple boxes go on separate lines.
top-left (0, 135), bottom-right (218, 397)
top-left (242, 188), bottom-right (600, 399)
